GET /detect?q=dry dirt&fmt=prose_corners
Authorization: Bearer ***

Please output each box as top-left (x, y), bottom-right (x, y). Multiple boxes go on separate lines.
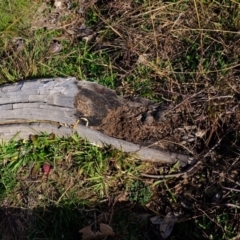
top-left (75, 82), bottom-right (203, 156)
top-left (94, 99), bottom-right (204, 156)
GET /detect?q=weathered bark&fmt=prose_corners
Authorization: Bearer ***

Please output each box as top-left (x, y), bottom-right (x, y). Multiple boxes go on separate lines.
top-left (0, 77), bottom-right (190, 166)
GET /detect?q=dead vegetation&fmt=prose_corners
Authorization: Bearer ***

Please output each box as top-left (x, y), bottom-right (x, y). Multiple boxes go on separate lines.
top-left (87, 3), bottom-right (240, 237)
top-left (0, 0), bottom-right (240, 239)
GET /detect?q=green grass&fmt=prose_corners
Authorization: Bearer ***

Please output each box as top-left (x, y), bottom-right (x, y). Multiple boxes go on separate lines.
top-left (0, 0), bottom-right (33, 37)
top-left (0, 0), bottom-right (240, 239)
top-left (0, 133), bottom-right (149, 202)
top-left (0, 133), bottom-right (152, 239)
top-left (0, 28), bottom-right (117, 87)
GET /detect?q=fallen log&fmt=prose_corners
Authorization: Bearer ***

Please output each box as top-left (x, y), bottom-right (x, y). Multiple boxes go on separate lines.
top-left (0, 77), bottom-right (190, 166)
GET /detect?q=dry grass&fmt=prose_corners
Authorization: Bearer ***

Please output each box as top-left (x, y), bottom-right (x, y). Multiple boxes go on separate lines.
top-left (0, 0), bottom-right (240, 239)
top-left (93, 0), bottom-right (240, 238)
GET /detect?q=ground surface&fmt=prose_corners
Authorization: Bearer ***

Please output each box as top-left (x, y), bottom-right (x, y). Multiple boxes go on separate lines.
top-left (0, 0), bottom-right (240, 239)
top-left (98, 103), bottom-right (194, 154)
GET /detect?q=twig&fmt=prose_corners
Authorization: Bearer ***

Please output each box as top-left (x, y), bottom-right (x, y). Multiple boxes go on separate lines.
top-left (222, 186), bottom-right (240, 193)
top-left (222, 203), bottom-right (240, 209)
top-left (166, 90), bottom-right (204, 114)
top-left (196, 205), bottom-right (225, 233)
top-left (141, 134), bottom-right (225, 179)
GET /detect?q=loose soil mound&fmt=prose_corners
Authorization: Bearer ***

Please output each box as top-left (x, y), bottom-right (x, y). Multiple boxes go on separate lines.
top-left (99, 105), bottom-right (171, 145)
top-left (97, 102), bottom-right (201, 155)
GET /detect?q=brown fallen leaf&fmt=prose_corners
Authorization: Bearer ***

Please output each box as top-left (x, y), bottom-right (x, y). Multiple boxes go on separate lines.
top-left (54, 0), bottom-right (69, 9)
top-left (79, 223), bottom-right (115, 240)
top-left (48, 40), bottom-right (63, 54)
top-left (114, 190), bottom-right (128, 202)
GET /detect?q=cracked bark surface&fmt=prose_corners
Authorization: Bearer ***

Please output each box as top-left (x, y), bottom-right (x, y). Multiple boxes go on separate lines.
top-left (0, 77), bottom-right (190, 166)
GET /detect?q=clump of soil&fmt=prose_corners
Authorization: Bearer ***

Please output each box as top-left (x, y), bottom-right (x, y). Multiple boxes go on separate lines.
top-left (98, 105), bottom-right (170, 144)
top-left (96, 103), bottom-right (198, 154)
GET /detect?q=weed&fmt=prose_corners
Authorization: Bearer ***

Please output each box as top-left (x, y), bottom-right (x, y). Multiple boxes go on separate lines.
top-left (128, 180), bottom-right (152, 205)
top-left (0, 28), bottom-right (117, 87)
top-left (0, 0), bottom-right (35, 38)
top-left (86, 8), bottom-right (100, 27)
top-left (0, 0), bottom-right (240, 239)
top-left (0, 133), bottom-right (152, 239)
top-left (0, 133), bottom-right (147, 205)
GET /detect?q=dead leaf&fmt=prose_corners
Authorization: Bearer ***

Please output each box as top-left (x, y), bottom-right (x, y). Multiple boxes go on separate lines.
top-left (79, 223), bottom-right (115, 240)
top-left (150, 212), bottom-right (178, 239)
top-left (48, 40), bottom-right (63, 54)
top-left (54, 0), bottom-right (69, 9)
top-left (115, 190), bottom-right (128, 202)
top-left (195, 129), bottom-right (207, 138)
top-left (159, 212), bottom-right (178, 239)
top-left (137, 54), bottom-right (148, 64)
top-left (150, 215), bottom-right (163, 225)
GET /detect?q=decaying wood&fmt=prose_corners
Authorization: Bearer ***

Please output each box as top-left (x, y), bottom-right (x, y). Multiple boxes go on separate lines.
top-left (0, 77), bottom-right (190, 166)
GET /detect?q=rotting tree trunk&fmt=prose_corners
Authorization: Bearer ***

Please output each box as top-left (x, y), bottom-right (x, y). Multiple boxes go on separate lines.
top-left (0, 77), bottom-right (190, 166)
